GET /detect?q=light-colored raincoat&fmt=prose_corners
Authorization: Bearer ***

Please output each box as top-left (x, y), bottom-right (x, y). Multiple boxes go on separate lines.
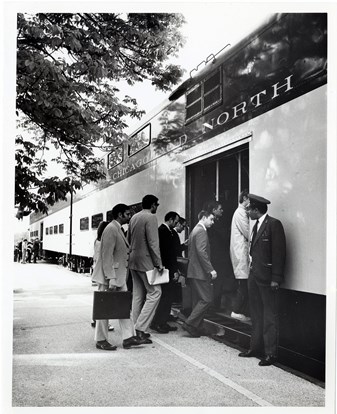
top-left (230, 204), bottom-right (250, 279)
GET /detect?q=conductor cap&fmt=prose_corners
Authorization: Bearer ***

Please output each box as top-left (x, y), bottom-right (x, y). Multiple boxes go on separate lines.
top-left (248, 193), bottom-right (271, 205)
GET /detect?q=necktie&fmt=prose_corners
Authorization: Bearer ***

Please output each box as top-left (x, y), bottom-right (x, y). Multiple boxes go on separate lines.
top-left (250, 219), bottom-right (259, 254)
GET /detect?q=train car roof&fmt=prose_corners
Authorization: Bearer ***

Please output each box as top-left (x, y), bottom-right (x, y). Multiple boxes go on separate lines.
top-left (169, 13), bottom-right (279, 101)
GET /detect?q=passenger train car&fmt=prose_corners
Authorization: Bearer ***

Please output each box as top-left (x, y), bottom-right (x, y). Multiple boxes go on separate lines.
top-left (29, 14), bottom-right (327, 380)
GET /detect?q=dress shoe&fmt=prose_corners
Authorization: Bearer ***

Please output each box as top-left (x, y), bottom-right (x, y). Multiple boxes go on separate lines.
top-left (96, 340), bottom-right (117, 351)
top-left (122, 336), bottom-right (141, 349)
top-left (136, 329), bottom-right (151, 338)
top-left (136, 330), bottom-right (152, 344)
top-left (108, 324), bottom-right (114, 332)
top-left (150, 324), bottom-right (169, 334)
top-left (168, 314), bottom-right (178, 322)
top-left (182, 322), bottom-right (200, 338)
top-left (91, 320), bottom-right (96, 328)
top-left (162, 323), bottom-right (177, 332)
top-left (231, 312), bottom-right (251, 322)
top-left (238, 350), bottom-right (257, 358)
top-left (258, 356), bottom-right (277, 366)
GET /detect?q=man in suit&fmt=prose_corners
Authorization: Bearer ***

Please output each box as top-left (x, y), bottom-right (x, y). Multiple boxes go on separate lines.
top-left (128, 194), bottom-right (164, 343)
top-left (204, 200), bottom-right (234, 311)
top-left (92, 203), bottom-right (146, 350)
top-left (182, 211), bottom-right (217, 337)
top-left (172, 217), bottom-right (188, 258)
top-left (151, 211), bottom-right (180, 333)
top-left (239, 194), bottom-right (286, 366)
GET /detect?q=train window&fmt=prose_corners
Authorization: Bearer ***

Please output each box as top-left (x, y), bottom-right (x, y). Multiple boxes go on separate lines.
top-left (185, 68), bottom-right (222, 123)
top-left (106, 210), bottom-right (113, 222)
top-left (54, 225), bottom-right (58, 234)
top-left (107, 144), bottom-right (123, 170)
top-left (128, 124), bottom-right (151, 156)
top-left (186, 84), bottom-right (202, 122)
top-left (59, 224), bottom-right (64, 234)
top-left (49, 226), bottom-right (53, 235)
top-left (91, 213), bottom-right (103, 229)
top-left (203, 70), bottom-right (222, 112)
top-left (129, 202), bottom-right (142, 216)
top-left (80, 217), bottom-right (89, 231)
top-left (46, 227), bottom-right (49, 235)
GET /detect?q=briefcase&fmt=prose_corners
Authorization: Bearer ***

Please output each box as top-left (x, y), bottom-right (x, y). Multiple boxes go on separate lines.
top-left (177, 256), bottom-right (189, 276)
top-left (92, 291), bottom-right (132, 320)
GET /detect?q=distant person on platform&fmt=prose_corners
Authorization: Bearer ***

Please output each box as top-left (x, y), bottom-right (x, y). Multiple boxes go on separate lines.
top-left (21, 239), bottom-right (28, 264)
top-left (151, 211), bottom-right (180, 333)
top-left (182, 210), bottom-right (217, 338)
top-left (33, 238), bottom-right (40, 263)
top-left (92, 204), bottom-right (146, 350)
top-left (230, 189), bottom-right (251, 322)
top-left (238, 194), bottom-right (286, 366)
top-left (26, 241), bottom-right (33, 263)
top-left (128, 194), bottom-right (164, 344)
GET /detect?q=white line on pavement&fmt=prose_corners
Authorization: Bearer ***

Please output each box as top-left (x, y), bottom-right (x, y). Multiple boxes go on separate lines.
top-left (152, 337), bottom-right (273, 407)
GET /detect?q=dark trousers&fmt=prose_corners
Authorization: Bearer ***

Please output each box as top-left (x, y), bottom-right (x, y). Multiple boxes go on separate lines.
top-left (152, 280), bottom-right (176, 326)
top-left (248, 274), bottom-right (279, 357)
top-left (185, 278), bottom-right (213, 330)
top-left (232, 279), bottom-right (250, 315)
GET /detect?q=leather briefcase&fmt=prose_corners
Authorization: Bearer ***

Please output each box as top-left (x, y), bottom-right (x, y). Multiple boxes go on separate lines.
top-left (177, 256), bottom-right (189, 276)
top-left (92, 291), bottom-right (132, 320)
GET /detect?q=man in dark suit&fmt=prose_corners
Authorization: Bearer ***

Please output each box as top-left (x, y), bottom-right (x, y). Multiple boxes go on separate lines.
top-left (128, 194), bottom-right (164, 343)
top-left (151, 211), bottom-right (180, 333)
top-left (182, 211), bottom-right (217, 337)
top-left (172, 217), bottom-right (188, 258)
top-left (239, 194), bottom-right (286, 366)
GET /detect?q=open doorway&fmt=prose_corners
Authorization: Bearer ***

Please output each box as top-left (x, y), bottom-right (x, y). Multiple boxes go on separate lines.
top-left (186, 144), bottom-right (249, 311)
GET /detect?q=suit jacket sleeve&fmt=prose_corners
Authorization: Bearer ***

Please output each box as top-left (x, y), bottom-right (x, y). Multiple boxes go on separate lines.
top-left (195, 229), bottom-right (214, 274)
top-left (271, 219), bottom-right (286, 283)
top-left (145, 215), bottom-right (162, 267)
top-left (101, 225), bottom-right (117, 280)
top-left (159, 225), bottom-right (178, 273)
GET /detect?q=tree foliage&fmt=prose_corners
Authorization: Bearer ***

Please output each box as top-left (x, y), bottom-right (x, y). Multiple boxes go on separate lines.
top-left (16, 12), bottom-right (185, 215)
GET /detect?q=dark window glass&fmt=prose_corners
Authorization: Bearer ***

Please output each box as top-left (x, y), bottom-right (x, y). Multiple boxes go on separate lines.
top-left (128, 124), bottom-right (151, 156)
top-left (186, 100), bottom-right (202, 121)
top-left (204, 88), bottom-right (221, 110)
top-left (54, 225), bottom-right (58, 234)
top-left (80, 217), bottom-right (89, 231)
top-left (46, 228), bottom-right (49, 235)
top-left (186, 84), bottom-right (202, 106)
top-left (59, 224), bottom-right (64, 234)
top-left (107, 145), bottom-right (123, 170)
top-left (50, 226), bottom-right (53, 235)
top-left (91, 213), bottom-right (103, 229)
top-left (106, 210), bottom-right (113, 222)
top-left (185, 68), bottom-right (222, 123)
top-left (204, 71), bottom-right (221, 93)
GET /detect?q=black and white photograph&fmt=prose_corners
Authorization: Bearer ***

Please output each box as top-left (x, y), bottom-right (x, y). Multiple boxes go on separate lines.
top-left (1, 0), bottom-right (336, 411)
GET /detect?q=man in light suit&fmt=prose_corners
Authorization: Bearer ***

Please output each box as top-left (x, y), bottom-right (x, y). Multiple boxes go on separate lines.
top-left (92, 204), bottom-right (146, 350)
top-left (238, 194), bottom-right (286, 366)
top-left (128, 194), bottom-right (164, 343)
top-left (183, 211), bottom-right (217, 337)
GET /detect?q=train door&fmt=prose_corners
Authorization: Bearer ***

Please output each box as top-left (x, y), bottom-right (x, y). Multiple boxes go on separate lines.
top-left (186, 144), bottom-right (249, 311)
